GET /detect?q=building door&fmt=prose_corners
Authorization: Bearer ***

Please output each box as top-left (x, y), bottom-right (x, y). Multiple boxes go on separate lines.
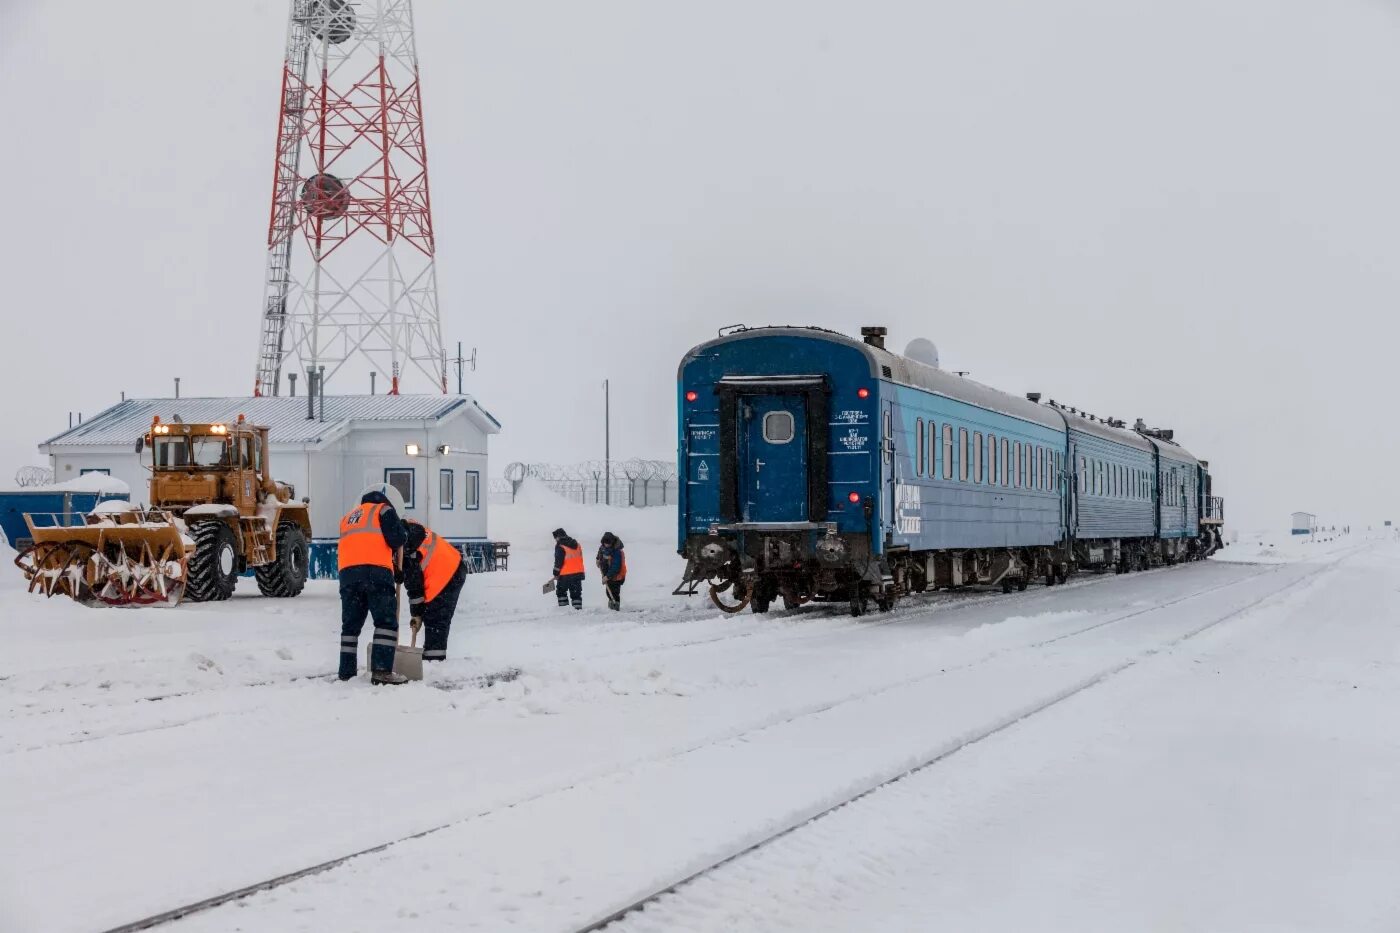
top-left (739, 395), bottom-right (808, 522)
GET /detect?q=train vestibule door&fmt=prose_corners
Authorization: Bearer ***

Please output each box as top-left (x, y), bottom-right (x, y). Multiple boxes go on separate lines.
top-left (738, 395), bottom-right (808, 522)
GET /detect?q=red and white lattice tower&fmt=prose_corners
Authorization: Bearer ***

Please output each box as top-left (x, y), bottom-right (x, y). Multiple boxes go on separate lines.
top-left (254, 0), bottom-right (447, 397)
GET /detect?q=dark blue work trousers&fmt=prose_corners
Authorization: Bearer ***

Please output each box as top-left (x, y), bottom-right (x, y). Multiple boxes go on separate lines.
top-left (340, 565), bottom-right (398, 677)
top-left (556, 573), bottom-right (584, 609)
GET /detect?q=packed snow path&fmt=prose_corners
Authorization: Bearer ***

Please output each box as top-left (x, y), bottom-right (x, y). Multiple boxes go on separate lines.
top-left (0, 508), bottom-right (1392, 932)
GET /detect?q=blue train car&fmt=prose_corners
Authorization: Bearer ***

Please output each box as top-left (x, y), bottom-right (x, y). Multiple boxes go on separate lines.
top-left (676, 325), bottom-right (1225, 616)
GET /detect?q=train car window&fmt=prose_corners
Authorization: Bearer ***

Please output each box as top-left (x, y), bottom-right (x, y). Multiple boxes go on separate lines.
top-left (999, 439), bottom-right (1008, 486)
top-left (958, 428), bottom-right (969, 482)
top-left (1077, 456), bottom-right (1085, 494)
top-left (987, 435), bottom-right (997, 484)
top-left (928, 423), bottom-right (937, 478)
top-left (975, 432), bottom-right (985, 483)
top-left (1037, 448), bottom-right (1045, 490)
top-left (915, 419), bottom-right (925, 476)
top-left (942, 425), bottom-right (954, 480)
top-left (763, 410), bottom-right (796, 444)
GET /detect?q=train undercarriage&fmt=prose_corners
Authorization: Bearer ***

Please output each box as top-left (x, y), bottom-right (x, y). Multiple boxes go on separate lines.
top-left (677, 526), bottom-right (1226, 618)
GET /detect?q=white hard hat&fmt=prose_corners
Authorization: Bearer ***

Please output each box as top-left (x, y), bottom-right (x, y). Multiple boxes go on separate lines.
top-left (362, 482), bottom-right (407, 514)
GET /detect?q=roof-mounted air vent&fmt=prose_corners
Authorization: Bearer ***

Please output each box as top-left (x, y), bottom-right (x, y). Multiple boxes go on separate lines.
top-left (861, 326), bottom-right (888, 350)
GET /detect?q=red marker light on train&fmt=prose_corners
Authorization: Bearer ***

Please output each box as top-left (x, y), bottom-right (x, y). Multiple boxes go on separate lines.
top-left (848, 492), bottom-right (861, 503)
top-left (685, 391), bottom-right (698, 402)
top-left (857, 388), bottom-right (870, 399)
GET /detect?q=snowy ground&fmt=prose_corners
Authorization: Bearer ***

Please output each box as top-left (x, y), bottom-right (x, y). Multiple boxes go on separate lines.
top-left (1, 489), bottom-right (1396, 932)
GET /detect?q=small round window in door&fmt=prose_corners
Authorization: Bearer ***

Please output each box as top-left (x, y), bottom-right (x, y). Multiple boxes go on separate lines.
top-left (762, 410), bottom-right (795, 444)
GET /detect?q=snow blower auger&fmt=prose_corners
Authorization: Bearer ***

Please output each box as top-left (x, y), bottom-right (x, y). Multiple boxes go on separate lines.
top-left (14, 415), bottom-right (312, 608)
top-left (16, 512), bottom-right (188, 606)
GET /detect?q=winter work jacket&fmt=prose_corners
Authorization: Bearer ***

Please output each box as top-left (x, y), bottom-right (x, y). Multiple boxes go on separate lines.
top-left (404, 524), bottom-right (464, 606)
top-left (554, 537), bottom-right (585, 578)
top-left (338, 492), bottom-right (407, 571)
top-left (596, 542), bottom-right (626, 581)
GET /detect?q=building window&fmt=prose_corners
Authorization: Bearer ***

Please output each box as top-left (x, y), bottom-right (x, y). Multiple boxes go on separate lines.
top-left (385, 468), bottom-right (415, 509)
top-left (958, 428), bottom-right (969, 481)
top-left (464, 471), bottom-right (480, 510)
top-left (972, 432), bottom-right (983, 484)
top-left (942, 425), bottom-right (954, 480)
top-left (79, 468), bottom-right (110, 476)
top-left (439, 469), bottom-right (454, 509)
top-left (916, 419), bottom-right (925, 476)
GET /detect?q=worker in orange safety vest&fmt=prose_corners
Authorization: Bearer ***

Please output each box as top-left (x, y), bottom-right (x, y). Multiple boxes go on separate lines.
top-left (552, 528), bottom-right (586, 609)
top-left (595, 532), bottom-right (627, 611)
top-left (402, 519), bottom-right (467, 661)
top-left (338, 484), bottom-right (409, 685)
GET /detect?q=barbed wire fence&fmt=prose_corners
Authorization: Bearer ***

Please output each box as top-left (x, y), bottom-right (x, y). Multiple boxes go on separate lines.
top-left (13, 466), bottom-right (54, 488)
top-left (489, 459), bottom-right (678, 507)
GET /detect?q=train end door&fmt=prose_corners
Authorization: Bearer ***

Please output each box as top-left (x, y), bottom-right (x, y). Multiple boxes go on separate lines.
top-left (739, 395), bottom-right (808, 522)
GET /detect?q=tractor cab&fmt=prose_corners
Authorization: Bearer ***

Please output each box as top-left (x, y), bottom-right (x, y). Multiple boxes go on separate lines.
top-left (145, 417), bottom-right (281, 516)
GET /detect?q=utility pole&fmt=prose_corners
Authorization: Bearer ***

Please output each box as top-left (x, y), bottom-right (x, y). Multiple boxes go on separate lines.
top-left (604, 378), bottom-right (611, 506)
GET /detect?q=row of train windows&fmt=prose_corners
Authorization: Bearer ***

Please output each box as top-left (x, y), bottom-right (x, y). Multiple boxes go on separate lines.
top-left (910, 419), bottom-right (1061, 491)
top-left (1076, 457), bottom-right (1190, 505)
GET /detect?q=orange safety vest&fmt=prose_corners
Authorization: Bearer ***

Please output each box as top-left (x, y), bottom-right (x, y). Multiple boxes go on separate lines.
top-left (417, 528), bottom-right (463, 603)
top-left (611, 549), bottom-right (627, 581)
top-left (558, 542), bottom-right (584, 576)
top-left (338, 503), bottom-right (394, 571)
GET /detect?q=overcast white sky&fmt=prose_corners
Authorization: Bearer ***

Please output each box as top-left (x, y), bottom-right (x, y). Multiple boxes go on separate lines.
top-left (2, 0), bottom-right (1398, 532)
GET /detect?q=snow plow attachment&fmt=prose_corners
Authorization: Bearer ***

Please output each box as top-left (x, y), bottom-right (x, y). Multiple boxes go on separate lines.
top-left (14, 510), bottom-right (188, 607)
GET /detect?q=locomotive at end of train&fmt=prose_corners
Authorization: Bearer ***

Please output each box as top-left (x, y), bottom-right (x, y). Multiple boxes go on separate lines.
top-left (674, 325), bottom-right (1226, 617)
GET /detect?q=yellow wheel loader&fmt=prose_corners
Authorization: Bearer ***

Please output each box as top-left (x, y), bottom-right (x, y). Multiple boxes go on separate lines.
top-left (15, 416), bottom-right (311, 607)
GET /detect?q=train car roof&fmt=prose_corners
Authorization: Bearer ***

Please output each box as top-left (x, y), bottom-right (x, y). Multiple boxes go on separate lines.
top-left (1065, 415), bottom-right (1155, 453)
top-left (685, 326), bottom-right (1065, 431)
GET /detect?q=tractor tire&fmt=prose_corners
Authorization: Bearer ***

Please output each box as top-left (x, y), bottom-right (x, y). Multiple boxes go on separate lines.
top-left (186, 522), bottom-right (239, 602)
top-left (256, 522), bottom-right (309, 598)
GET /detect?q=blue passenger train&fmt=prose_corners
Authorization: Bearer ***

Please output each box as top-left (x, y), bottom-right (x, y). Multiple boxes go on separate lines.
top-left (675, 325), bottom-right (1225, 616)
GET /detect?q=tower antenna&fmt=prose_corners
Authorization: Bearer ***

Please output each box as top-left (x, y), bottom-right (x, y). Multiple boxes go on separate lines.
top-left (255, 0), bottom-right (448, 397)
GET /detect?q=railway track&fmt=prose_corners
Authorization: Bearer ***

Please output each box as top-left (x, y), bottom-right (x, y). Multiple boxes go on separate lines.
top-left (571, 553), bottom-right (1346, 932)
top-left (93, 558), bottom-right (1319, 933)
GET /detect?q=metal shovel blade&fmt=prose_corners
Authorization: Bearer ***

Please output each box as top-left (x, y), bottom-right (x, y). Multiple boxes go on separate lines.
top-left (393, 645), bottom-right (423, 682)
top-left (363, 644), bottom-right (424, 682)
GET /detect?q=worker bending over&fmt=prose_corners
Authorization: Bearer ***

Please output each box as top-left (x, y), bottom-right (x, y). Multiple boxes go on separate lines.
top-left (403, 519), bottom-right (466, 661)
top-left (552, 528), bottom-right (585, 609)
top-left (338, 484), bottom-right (409, 685)
top-left (596, 532), bottom-right (626, 611)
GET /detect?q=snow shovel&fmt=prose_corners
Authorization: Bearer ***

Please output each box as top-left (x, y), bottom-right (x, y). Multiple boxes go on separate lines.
top-left (393, 623), bottom-right (423, 682)
top-left (541, 577), bottom-right (557, 595)
top-left (391, 569), bottom-right (422, 681)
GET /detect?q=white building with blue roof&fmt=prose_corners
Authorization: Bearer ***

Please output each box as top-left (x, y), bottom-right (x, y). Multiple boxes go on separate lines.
top-left (38, 394), bottom-right (502, 575)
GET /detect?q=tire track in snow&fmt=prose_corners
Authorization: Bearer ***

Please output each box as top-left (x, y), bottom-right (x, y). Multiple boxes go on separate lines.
top-left (94, 559), bottom-right (1298, 933)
